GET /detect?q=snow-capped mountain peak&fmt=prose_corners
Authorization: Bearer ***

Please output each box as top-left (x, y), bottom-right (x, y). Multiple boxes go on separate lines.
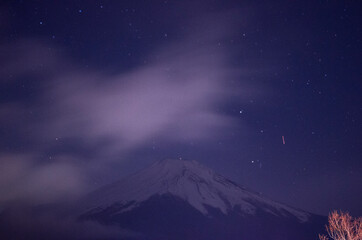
top-left (83, 159), bottom-right (310, 222)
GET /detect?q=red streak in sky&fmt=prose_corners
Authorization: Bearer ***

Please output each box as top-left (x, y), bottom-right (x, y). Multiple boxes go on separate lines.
top-left (282, 136), bottom-right (285, 144)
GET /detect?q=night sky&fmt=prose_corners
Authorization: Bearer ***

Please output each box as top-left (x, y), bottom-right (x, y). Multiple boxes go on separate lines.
top-left (0, 0), bottom-right (361, 217)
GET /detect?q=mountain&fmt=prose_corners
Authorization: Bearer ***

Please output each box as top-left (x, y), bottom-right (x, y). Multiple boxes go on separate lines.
top-left (80, 159), bottom-right (325, 240)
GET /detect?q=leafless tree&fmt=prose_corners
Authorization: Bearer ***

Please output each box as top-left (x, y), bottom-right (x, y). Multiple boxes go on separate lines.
top-left (319, 211), bottom-right (362, 240)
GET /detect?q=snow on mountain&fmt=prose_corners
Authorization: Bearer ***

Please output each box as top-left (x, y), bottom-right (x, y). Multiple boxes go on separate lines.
top-left (83, 159), bottom-right (310, 222)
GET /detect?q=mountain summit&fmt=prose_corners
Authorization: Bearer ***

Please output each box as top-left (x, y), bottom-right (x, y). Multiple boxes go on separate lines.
top-left (81, 159), bottom-right (325, 240)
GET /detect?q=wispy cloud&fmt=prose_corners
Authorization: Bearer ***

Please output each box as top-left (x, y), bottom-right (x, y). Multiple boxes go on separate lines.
top-left (45, 43), bottom-right (237, 155)
top-left (0, 11), bottom-right (260, 204)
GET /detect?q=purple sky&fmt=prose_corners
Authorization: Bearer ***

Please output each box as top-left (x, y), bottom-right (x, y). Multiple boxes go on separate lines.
top-left (0, 0), bottom-right (361, 218)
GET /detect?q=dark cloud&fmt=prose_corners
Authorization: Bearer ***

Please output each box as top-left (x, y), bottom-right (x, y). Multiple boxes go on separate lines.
top-left (0, 154), bottom-right (85, 204)
top-left (0, 39), bottom-right (66, 81)
top-left (0, 206), bottom-right (140, 239)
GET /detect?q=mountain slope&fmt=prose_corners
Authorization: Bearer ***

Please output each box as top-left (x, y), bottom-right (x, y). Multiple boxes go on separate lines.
top-left (80, 159), bottom-right (325, 240)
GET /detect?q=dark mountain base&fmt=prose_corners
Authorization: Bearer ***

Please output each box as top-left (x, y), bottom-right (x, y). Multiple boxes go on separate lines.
top-left (81, 193), bottom-right (326, 240)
